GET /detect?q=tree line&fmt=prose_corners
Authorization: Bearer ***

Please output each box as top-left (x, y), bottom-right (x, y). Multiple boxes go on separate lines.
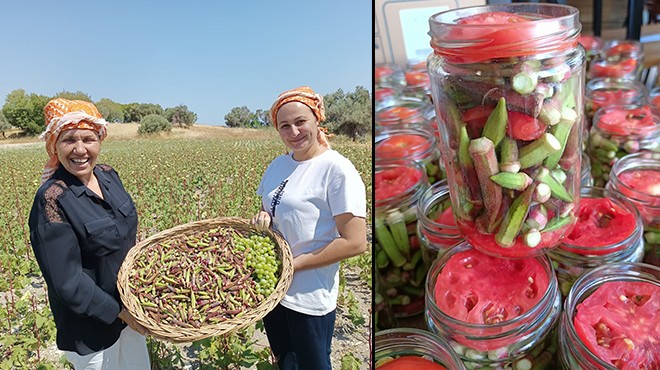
top-left (0, 86), bottom-right (372, 139)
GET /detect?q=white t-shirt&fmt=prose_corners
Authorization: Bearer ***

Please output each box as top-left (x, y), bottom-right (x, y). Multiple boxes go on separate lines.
top-left (256, 149), bottom-right (366, 316)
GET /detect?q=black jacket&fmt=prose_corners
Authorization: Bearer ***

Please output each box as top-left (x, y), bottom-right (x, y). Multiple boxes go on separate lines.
top-left (28, 164), bottom-right (137, 355)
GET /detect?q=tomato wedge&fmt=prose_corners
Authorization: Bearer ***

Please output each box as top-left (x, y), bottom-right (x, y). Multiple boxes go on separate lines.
top-left (375, 66), bottom-right (394, 85)
top-left (617, 169), bottom-right (660, 205)
top-left (573, 281), bottom-right (660, 369)
top-left (375, 166), bottom-right (423, 201)
top-left (562, 198), bottom-right (637, 253)
top-left (377, 106), bottom-right (423, 125)
top-left (376, 134), bottom-right (431, 160)
top-left (507, 110), bottom-right (547, 141)
top-left (378, 356), bottom-right (447, 370)
top-left (595, 106), bottom-right (656, 136)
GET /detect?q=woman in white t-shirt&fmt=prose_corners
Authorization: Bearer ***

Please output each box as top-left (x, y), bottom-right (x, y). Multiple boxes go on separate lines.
top-left (251, 86), bottom-right (367, 370)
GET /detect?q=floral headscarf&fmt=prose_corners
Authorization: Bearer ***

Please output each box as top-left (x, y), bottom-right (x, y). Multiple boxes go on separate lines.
top-left (269, 86), bottom-right (331, 148)
top-left (40, 98), bottom-right (108, 184)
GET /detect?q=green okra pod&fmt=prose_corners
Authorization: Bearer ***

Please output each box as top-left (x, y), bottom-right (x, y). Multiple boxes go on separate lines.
top-left (459, 125), bottom-right (473, 168)
top-left (482, 97), bottom-right (508, 148)
top-left (386, 210), bottom-right (410, 256)
top-left (495, 183), bottom-right (537, 248)
top-left (519, 133), bottom-right (561, 169)
top-left (544, 112), bottom-right (576, 169)
top-left (499, 136), bottom-right (521, 173)
top-left (490, 172), bottom-right (533, 191)
top-left (542, 214), bottom-right (575, 233)
top-left (375, 218), bottom-right (407, 267)
top-left (535, 167), bottom-right (573, 202)
top-left (469, 137), bottom-right (503, 233)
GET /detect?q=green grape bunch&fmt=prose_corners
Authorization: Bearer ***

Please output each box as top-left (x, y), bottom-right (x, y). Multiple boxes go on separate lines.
top-left (232, 234), bottom-right (281, 298)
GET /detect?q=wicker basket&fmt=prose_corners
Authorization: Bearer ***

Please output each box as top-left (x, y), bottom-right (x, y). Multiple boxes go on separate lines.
top-left (117, 217), bottom-right (293, 343)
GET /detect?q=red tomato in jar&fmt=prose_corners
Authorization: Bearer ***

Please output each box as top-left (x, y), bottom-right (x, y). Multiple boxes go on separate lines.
top-left (578, 35), bottom-right (602, 53)
top-left (377, 106), bottom-right (420, 124)
top-left (651, 95), bottom-right (660, 108)
top-left (375, 88), bottom-right (395, 102)
top-left (595, 106), bottom-right (656, 136)
top-left (378, 356), bottom-right (447, 370)
top-left (573, 281), bottom-right (660, 370)
top-left (375, 166), bottom-right (424, 201)
top-left (462, 105), bottom-right (495, 138)
top-left (375, 66), bottom-right (393, 84)
top-left (605, 42), bottom-right (641, 57)
top-left (433, 249), bottom-right (550, 350)
top-left (617, 169), bottom-right (660, 206)
top-left (405, 71), bottom-right (430, 87)
top-left (376, 134), bottom-right (431, 160)
top-left (442, 12), bottom-right (566, 63)
top-left (507, 110), bottom-right (547, 141)
top-left (590, 58), bottom-right (637, 78)
top-left (591, 89), bottom-right (639, 107)
top-left (562, 197), bottom-right (637, 253)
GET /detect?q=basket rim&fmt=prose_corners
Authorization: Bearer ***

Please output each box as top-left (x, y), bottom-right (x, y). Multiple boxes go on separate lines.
top-left (117, 216), bottom-right (293, 343)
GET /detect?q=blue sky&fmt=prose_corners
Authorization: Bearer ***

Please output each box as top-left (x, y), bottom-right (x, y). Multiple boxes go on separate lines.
top-left (0, 1), bottom-right (372, 125)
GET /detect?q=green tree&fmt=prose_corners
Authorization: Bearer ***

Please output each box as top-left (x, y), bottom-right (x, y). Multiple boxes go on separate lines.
top-left (138, 114), bottom-right (172, 134)
top-left (53, 90), bottom-right (93, 102)
top-left (124, 103), bottom-right (163, 123)
top-left (224, 106), bottom-right (253, 128)
top-left (95, 98), bottom-right (125, 123)
top-left (2, 89), bottom-right (50, 135)
top-left (254, 109), bottom-right (271, 128)
top-left (0, 111), bottom-right (12, 138)
top-left (324, 86), bottom-right (372, 140)
top-left (164, 105), bottom-right (197, 128)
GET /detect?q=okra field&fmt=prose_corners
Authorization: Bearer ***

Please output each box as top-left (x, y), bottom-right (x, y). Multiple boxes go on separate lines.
top-left (0, 124), bottom-right (372, 369)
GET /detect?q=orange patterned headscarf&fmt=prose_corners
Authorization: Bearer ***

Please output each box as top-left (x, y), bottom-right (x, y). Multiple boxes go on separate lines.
top-left (40, 98), bottom-right (108, 185)
top-left (270, 86), bottom-right (331, 148)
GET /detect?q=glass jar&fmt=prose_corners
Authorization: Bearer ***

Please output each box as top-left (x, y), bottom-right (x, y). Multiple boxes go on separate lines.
top-left (375, 328), bottom-right (466, 369)
top-left (588, 104), bottom-right (660, 187)
top-left (376, 63), bottom-right (406, 91)
top-left (581, 152), bottom-right (593, 187)
top-left (427, 4), bottom-right (585, 258)
top-left (425, 242), bottom-right (561, 369)
top-left (649, 86), bottom-right (660, 111)
top-left (577, 34), bottom-right (603, 72)
top-left (375, 162), bottom-right (430, 318)
top-left (549, 187), bottom-right (645, 297)
top-left (375, 127), bottom-right (445, 185)
top-left (602, 39), bottom-right (644, 64)
top-left (584, 78), bottom-right (647, 135)
top-left (416, 180), bottom-right (464, 267)
top-left (403, 69), bottom-right (433, 104)
top-left (558, 262), bottom-right (660, 369)
top-left (375, 96), bottom-right (437, 135)
top-left (607, 152), bottom-right (660, 267)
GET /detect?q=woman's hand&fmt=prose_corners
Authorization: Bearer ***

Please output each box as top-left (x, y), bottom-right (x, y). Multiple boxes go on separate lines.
top-left (118, 308), bottom-right (149, 336)
top-left (250, 211), bottom-right (272, 231)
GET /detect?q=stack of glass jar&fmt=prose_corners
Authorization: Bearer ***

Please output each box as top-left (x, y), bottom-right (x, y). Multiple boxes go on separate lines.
top-left (375, 4), bottom-right (659, 370)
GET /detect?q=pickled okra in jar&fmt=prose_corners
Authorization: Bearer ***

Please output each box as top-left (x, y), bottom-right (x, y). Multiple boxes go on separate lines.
top-left (427, 4), bottom-right (586, 258)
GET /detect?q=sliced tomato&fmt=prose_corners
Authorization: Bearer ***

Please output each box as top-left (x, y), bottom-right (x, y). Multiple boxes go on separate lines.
top-left (375, 66), bottom-right (394, 84)
top-left (375, 88), bottom-right (395, 102)
top-left (377, 356), bottom-right (447, 370)
top-left (440, 11), bottom-right (566, 63)
top-left (433, 248), bottom-right (549, 350)
top-left (617, 169), bottom-right (660, 204)
top-left (375, 166), bottom-right (423, 201)
top-left (377, 106), bottom-right (421, 124)
top-left (595, 106), bottom-right (656, 136)
top-left (458, 218), bottom-right (573, 258)
top-left (562, 198), bottom-right (637, 254)
top-left (507, 110), bottom-right (547, 141)
top-left (573, 281), bottom-right (660, 369)
top-left (462, 105), bottom-right (495, 138)
top-left (376, 134), bottom-right (431, 160)
top-left (590, 59), bottom-right (638, 79)
top-left (605, 42), bottom-right (641, 57)
top-left (405, 71), bottom-right (430, 87)
top-left (578, 35), bottom-right (602, 53)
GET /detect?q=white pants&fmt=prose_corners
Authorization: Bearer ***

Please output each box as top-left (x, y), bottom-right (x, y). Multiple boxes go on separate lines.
top-left (64, 326), bottom-right (150, 370)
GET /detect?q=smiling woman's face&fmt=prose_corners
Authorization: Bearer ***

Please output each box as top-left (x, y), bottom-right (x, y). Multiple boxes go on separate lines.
top-left (55, 128), bottom-right (101, 183)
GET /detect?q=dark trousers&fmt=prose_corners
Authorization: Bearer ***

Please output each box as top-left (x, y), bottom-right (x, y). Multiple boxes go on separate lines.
top-left (263, 304), bottom-right (336, 370)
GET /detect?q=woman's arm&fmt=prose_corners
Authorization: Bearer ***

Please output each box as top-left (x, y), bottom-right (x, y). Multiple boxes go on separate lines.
top-left (292, 213), bottom-right (367, 271)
